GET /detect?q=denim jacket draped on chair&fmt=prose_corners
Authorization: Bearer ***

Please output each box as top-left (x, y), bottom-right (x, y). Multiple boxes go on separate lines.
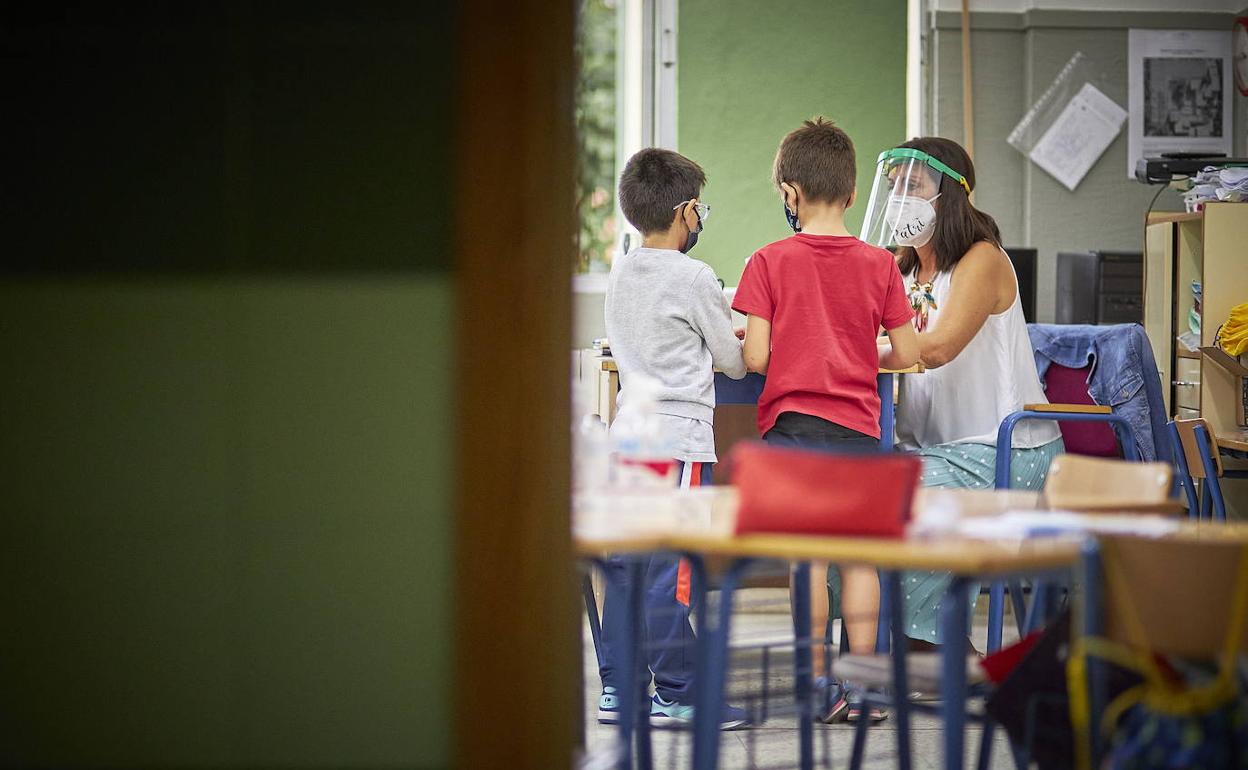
top-left (1027, 323), bottom-right (1171, 463)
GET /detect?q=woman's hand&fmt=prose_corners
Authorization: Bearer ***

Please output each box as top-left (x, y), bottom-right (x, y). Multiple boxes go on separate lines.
top-left (919, 242), bottom-right (1015, 368)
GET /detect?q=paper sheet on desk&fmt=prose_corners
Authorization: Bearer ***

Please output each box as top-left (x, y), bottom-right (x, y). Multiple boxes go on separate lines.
top-left (1028, 83), bottom-right (1127, 191)
top-left (954, 510), bottom-right (1179, 541)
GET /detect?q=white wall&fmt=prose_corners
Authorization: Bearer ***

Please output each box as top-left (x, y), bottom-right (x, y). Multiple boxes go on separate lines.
top-left (930, 5), bottom-right (1240, 322)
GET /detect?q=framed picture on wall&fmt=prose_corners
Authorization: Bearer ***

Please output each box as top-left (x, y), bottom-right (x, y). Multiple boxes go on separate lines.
top-left (1236, 17), bottom-right (1248, 97)
top-left (1127, 28), bottom-right (1233, 177)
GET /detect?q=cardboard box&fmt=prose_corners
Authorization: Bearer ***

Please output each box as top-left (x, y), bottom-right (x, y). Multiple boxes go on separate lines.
top-left (1202, 347), bottom-right (1248, 428)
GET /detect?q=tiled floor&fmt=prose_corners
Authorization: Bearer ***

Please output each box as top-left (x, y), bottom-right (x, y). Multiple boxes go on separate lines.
top-left (580, 588), bottom-right (1021, 770)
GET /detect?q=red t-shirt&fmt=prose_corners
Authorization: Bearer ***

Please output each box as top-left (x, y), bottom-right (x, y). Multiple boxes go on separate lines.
top-left (732, 234), bottom-right (914, 438)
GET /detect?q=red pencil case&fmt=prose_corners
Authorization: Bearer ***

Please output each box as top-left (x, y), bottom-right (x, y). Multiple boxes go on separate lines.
top-left (731, 442), bottom-right (921, 538)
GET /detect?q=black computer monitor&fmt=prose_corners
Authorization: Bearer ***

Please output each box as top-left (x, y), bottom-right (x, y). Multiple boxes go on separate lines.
top-left (1004, 247), bottom-right (1037, 323)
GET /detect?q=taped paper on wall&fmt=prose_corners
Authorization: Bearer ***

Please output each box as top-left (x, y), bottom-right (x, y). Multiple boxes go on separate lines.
top-left (1127, 29), bottom-right (1233, 178)
top-left (1029, 83), bottom-right (1128, 191)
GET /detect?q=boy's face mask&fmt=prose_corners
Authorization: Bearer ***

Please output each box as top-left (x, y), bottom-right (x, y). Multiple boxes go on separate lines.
top-left (673, 200), bottom-right (709, 254)
top-left (782, 202), bottom-right (800, 233)
top-left (884, 193), bottom-right (940, 248)
top-left (780, 182), bottom-right (800, 233)
top-left (681, 213), bottom-right (702, 253)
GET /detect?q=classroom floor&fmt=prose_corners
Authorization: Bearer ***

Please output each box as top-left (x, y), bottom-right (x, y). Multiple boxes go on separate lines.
top-left (580, 588), bottom-right (1019, 770)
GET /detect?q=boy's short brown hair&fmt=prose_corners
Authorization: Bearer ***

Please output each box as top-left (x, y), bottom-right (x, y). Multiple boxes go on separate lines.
top-left (618, 148), bottom-right (706, 235)
top-left (772, 117), bottom-right (856, 206)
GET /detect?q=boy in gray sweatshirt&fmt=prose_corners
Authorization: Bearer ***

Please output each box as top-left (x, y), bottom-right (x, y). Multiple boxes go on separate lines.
top-left (597, 148), bottom-right (748, 730)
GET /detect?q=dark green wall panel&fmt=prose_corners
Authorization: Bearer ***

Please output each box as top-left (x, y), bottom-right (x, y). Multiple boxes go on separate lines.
top-left (1, 276), bottom-right (454, 767)
top-left (0, 2), bottom-right (457, 766)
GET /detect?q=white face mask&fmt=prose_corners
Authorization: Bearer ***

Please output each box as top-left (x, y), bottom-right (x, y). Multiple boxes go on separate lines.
top-left (884, 193), bottom-right (940, 247)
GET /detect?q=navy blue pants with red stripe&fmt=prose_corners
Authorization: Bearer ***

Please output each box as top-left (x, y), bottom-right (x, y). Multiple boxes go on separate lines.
top-left (598, 460), bottom-right (711, 705)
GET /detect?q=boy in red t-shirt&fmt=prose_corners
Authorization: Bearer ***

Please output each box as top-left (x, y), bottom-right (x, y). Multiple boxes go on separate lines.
top-left (732, 117), bottom-right (918, 723)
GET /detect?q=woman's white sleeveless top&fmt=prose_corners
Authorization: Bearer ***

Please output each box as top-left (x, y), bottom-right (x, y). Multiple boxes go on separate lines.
top-left (895, 261), bottom-right (1061, 450)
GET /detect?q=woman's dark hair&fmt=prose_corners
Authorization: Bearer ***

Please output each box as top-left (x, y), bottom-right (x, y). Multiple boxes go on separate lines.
top-left (894, 137), bottom-right (1001, 277)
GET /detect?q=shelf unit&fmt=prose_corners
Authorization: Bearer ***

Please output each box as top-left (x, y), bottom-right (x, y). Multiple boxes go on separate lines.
top-left (1144, 201), bottom-right (1248, 436)
top-left (1146, 211), bottom-right (1205, 225)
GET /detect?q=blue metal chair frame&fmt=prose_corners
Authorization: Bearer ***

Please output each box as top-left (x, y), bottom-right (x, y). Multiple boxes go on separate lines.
top-left (990, 413), bottom-right (1138, 642)
top-left (1077, 539), bottom-right (1109, 768)
top-left (689, 553), bottom-right (921, 770)
top-left (582, 555), bottom-right (653, 770)
top-left (1168, 421), bottom-right (1202, 517)
top-left (986, 410), bottom-right (1140, 646)
top-left (992, 410), bottom-right (1141, 489)
top-left (713, 370), bottom-right (900, 653)
top-left (963, 410), bottom-right (1142, 767)
top-left (693, 370), bottom-right (908, 769)
top-left (1167, 420), bottom-right (1231, 521)
top-left (844, 562), bottom-right (1075, 770)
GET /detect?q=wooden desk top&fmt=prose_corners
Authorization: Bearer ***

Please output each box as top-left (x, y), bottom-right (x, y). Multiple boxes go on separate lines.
top-left (1217, 431), bottom-right (1248, 453)
top-left (575, 487), bottom-right (1248, 576)
top-left (665, 531), bottom-right (1082, 575)
top-left (575, 487), bottom-right (1077, 576)
top-left (881, 363), bottom-right (926, 374)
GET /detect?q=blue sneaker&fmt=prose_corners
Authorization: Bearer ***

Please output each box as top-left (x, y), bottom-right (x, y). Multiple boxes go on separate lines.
top-left (650, 694), bottom-right (749, 731)
top-left (846, 687), bottom-right (889, 724)
top-left (814, 676), bottom-right (850, 724)
top-left (597, 686), bottom-right (620, 724)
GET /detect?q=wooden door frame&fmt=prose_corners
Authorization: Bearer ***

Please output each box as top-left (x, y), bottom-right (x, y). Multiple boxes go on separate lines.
top-left (453, 2), bottom-right (578, 768)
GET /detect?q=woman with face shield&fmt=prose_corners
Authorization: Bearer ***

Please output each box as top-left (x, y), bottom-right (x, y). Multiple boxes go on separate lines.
top-left (859, 138), bottom-right (1064, 651)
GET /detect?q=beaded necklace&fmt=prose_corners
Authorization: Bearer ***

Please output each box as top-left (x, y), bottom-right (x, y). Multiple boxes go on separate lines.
top-left (908, 278), bottom-right (938, 332)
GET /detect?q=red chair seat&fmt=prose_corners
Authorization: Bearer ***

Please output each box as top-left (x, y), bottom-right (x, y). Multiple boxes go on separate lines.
top-left (1044, 363), bottom-right (1120, 457)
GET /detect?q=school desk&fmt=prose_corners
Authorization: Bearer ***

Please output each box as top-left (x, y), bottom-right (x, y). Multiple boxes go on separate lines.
top-left (575, 486), bottom-right (1082, 770)
top-left (1216, 432), bottom-right (1248, 491)
top-left (1217, 430), bottom-right (1248, 456)
top-left (595, 355), bottom-right (925, 452)
top-left (712, 363), bottom-right (924, 452)
top-left (577, 489), bottom-right (1248, 770)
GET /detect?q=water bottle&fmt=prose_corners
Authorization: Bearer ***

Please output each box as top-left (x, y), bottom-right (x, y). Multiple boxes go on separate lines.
top-left (609, 375), bottom-right (676, 491)
top-left (571, 377), bottom-right (609, 494)
top-left (573, 414), bottom-right (610, 493)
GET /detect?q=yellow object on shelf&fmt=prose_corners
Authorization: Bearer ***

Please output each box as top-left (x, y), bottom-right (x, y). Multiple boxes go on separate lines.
top-left (1216, 302), bottom-right (1248, 357)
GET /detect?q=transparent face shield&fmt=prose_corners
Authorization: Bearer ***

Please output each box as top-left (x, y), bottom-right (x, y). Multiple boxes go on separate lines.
top-left (858, 148), bottom-right (971, 249)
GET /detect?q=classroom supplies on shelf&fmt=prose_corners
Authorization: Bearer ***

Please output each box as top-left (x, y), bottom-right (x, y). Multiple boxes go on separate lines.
top-left (1216, 302), bottom-right (1248, 357)
top-left (1178, 281), bottom-right (1202, 352)
top-left (1183, 165), bottom-right (1248, 211)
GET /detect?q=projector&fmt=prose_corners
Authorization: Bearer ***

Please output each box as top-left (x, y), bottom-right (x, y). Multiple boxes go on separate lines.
top-left (1135, 153), bottom-right (1248, 184)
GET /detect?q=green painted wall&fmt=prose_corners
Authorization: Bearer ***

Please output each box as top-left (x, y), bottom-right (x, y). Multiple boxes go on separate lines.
top-left (1, 276), bottom-right (452, 766)
top-left (678, 0), bottom-right (908, 285)
top-left (1, 3), bottom-right (455, 766)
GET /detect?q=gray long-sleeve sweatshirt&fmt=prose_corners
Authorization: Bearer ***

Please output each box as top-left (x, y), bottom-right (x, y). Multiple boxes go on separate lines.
top-left (605, 247), bottom-right (747, 461)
